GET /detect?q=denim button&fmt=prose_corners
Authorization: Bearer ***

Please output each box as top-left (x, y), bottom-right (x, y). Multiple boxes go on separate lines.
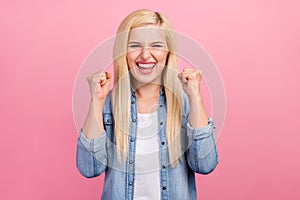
top-left (159, 104), bottom-right (163, 107)
top-left (129, 182), bottom-right (133, 186)
top-left (130, 138), bottom-right (134, 142)
top-left (160, 122), bottom-right (163, 125)
top-left (107, 119), bottom-right (111, 123)
top-left (161, 141), bottom-right (165, 145)
top-left (162, 186), bottom-right (167, 190)
top-left (131, 101), bottom-right (135, 104)
top-left (132, 119), bottom-right (136, 122)
top-left (162, 165), bottom-right (166, 169)
top-left (129, 160), bottom-right (133, 164)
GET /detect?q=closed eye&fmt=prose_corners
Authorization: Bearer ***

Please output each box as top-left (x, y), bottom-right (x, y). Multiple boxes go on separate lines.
top-left (129, 44), bottom-right (141, 48)
top-left (152, 45), bottom-right (163, 48)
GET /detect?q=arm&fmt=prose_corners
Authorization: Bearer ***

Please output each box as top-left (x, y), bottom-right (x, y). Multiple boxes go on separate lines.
top-left (185, 119), bottom-right (218, 174)
top-left (76, 71), bottom-right (111, 178)
top-left (76, 129), bottom-right (107, 178)
top-left (179, 68), bottom-right (218, 174)
top-left (82, 71), bottom-right (111, 138)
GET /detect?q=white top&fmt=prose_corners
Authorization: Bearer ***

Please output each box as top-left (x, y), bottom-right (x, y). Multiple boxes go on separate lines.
top-left (134, 111), bottom-right (161, 200)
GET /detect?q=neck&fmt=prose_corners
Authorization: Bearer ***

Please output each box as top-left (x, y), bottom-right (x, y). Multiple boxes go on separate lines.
top-left (135, 83), bottom-right (161, 99)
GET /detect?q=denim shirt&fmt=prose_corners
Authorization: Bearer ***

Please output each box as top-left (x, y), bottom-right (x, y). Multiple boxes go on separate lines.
top-left (76, 88), bottom-right (218, 200)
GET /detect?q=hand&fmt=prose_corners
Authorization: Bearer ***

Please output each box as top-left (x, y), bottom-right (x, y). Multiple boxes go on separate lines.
top-left (86, 71), bottom-right (111, 102)
top-left (178, 68), bottom-right (202, 98)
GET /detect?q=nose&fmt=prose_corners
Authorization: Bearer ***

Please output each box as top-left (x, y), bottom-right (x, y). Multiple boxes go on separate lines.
top-left (140, 47), bottom-right (151, 60)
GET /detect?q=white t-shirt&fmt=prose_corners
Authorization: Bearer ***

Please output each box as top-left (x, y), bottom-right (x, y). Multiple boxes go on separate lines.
top-left (134, 111), bottom-right (161, 200)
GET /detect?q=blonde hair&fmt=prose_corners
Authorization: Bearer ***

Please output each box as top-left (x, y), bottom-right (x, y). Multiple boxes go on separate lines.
top-left (112, 9), bottom-right (183, 167)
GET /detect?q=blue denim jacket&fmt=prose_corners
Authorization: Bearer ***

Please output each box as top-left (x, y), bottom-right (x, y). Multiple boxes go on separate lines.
top-left (76, 88), bottom-right (218, 200)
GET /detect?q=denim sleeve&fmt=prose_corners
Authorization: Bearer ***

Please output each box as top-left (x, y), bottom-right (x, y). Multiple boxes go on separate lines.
top-left (186, 118), bottom-right (219, 174)
top-left (76, 129), bottom-right (107, 178)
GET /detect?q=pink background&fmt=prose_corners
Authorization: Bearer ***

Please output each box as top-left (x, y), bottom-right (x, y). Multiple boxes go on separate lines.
top-left (1, 0), bottom-right (299, 199)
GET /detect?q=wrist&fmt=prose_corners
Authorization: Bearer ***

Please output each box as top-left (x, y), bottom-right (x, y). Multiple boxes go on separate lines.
top-left (90, 99), bottom-right (104, 114)
top-left (91, 97), bottom-right (105, 105)
top-left (187, 93), bottom-right (202, 102)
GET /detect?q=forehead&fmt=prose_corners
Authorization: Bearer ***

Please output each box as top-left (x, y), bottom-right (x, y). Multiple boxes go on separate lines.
top-left (128, 25), bottom-right (166, 43)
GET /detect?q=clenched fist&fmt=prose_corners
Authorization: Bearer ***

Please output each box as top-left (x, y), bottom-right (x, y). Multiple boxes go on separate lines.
top-left (178, 68), bottom-right (202, 98)
top-left (86, 71), bottom-right (112, 102)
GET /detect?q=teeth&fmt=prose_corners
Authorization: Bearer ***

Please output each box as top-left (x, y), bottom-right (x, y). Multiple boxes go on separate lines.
top-left (137, 63), bottom-right (155, 68)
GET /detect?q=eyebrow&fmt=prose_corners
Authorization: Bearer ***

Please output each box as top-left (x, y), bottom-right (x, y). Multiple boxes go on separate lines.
top-left (128, 41), bottom-right (165, 44)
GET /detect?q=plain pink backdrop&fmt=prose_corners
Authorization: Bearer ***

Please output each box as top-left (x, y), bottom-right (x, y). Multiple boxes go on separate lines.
top-left (1, 0), bottom-right (299, 199)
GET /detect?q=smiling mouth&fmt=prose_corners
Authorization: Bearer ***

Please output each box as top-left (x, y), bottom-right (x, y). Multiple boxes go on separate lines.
top-left (136, 62), bottom-right (156, 68)
top-left (136, 62), bottom-right (156, 74)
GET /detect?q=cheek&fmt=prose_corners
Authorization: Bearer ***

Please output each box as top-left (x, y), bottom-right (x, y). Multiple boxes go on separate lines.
top-left (126, 54), bottom-right (136, 69)
top-left (127, 51), bottom-right (141, 60)
top-left (156, 52), bottom-right (169, 64)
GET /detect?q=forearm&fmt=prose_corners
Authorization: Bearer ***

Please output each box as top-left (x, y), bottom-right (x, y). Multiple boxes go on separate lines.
top-left (76, 131), bottom-right (107, 178)
top-left (82, 99), bottom-right (105, 139)
top-left (186, 119), bottom-right (218, 174)
top-left (188, 95), bottom-right (208, 128)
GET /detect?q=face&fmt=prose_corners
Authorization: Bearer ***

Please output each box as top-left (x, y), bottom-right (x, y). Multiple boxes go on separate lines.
top-left (126, 25), bottom-right (169, 86)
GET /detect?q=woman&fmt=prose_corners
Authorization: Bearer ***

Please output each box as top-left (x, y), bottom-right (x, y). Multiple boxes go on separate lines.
top-left (76, 9), bottom-right (218, 200)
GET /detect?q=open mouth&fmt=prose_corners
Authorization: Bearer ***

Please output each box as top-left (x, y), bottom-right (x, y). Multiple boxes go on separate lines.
top-left (136, 62), bottom-right (156, 74)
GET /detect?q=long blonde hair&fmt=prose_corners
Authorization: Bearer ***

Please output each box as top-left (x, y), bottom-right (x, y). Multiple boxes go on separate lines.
top-left (112, 9), bottom-right (183, 168)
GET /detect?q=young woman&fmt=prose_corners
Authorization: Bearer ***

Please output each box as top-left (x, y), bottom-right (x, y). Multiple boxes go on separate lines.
top-left (76, 9), bottom-right (218, 200)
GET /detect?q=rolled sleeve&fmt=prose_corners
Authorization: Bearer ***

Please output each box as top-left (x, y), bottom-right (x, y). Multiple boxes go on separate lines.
top-left (187, 118), bottom-right (215, 140)
top-left (79, 129), bottom-right (107, 153)
top-left (186, 118), bottom-right (218, 174)
top-left (76, 129), bottom-right (107, 178)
